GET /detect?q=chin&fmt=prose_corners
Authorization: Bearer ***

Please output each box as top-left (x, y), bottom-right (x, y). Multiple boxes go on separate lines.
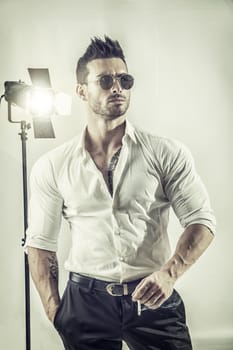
top-left (109, 106), bottom-right (129, 118)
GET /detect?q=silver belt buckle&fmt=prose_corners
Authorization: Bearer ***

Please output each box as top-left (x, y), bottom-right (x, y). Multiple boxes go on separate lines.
top-left (106, 282), bottom-right (128, 296)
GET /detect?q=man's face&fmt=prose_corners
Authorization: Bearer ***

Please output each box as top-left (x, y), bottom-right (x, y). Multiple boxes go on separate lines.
top-left (82, 57), bottom-right (131, 120)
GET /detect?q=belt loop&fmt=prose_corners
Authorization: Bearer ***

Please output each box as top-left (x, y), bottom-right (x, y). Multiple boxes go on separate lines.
top-left (123, 283), bottom-right (128, 295)
top-left (88, 278), bottom-right (95, 292)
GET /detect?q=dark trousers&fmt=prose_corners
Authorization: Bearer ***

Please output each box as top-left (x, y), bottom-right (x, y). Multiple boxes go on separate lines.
top-left (54, 278), bottom-right (192, 350)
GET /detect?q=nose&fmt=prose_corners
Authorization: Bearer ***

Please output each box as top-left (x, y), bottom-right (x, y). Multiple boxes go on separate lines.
top-left (111, 78), bottom-right (122, 94)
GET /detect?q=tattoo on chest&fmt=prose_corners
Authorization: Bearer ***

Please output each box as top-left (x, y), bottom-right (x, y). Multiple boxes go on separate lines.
top-left (108, 148), bottom-right (122, 196)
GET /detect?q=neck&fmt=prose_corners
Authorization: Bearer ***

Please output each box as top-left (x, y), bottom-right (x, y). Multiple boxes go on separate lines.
top-left (85, 116), bottom-right (126, 154)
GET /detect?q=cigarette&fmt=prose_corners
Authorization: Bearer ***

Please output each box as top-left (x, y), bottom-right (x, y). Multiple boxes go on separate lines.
top-left (137, 300), bottom-right (141, 316)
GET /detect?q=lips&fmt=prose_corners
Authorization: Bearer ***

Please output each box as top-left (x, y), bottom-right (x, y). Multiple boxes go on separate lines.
top-left (108, 96), bottom-right (126, 103)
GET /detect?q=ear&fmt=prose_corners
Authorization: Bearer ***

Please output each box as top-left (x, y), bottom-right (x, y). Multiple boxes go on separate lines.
top-left (76, 83), bottom-right (88, 101)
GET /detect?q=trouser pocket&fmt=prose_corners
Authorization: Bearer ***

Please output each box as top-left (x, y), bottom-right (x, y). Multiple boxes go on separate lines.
top-left (53, 284), bottom-right (68, 330)
top-left (139, 289), bottom-right (182, 312)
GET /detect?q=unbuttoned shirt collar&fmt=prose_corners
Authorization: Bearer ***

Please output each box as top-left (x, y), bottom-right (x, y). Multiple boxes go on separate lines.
top-left (76, 119), bottom-right (137, 159)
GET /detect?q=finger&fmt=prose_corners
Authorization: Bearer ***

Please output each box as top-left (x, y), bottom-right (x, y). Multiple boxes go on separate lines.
top-left (131, 279), bottom-right (153, 301)
top-left (136, 286), bottom-right (159, 304)
top-left (145, 292), bottom-right (166, 310)
top-left (144, 289), bottom-right (162, 306)
top-left (132, 277), bottom-right (148, 293)
top-left (131, 278), bottom-right (148, 294)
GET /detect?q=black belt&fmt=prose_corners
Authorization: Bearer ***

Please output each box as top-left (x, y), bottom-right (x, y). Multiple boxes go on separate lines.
top-left (69, 272), bottom-right (142, 296)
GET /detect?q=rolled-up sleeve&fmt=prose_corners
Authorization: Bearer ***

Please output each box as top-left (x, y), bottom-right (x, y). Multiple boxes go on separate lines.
top-left (25, 155), bottom-right (63, 251)
top-left (163, 140), bottom-right (216, 235)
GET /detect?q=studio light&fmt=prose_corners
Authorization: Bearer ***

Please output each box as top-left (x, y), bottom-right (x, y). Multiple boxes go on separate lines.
top-left (4, 81), bottom-right (71, 117)
top-left (1, 68), bottom-right (71, 350)
top-left (3, 69), bottom-right (71, 139)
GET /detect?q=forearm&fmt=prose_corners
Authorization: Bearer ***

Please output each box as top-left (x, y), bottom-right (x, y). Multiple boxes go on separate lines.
top-left (27, 247), bottom-right (60, 322)
top-left (161, 223), bottom-right (214, 281)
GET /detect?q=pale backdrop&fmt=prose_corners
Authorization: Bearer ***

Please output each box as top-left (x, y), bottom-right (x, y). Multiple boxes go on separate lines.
top-left (0, 1), bottom-right (232, 349)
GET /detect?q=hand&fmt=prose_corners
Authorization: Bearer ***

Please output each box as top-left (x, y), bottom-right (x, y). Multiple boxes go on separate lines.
top-left (131, 270), bottom-right (175, 309)
top-left (47, 302), bottom-right (60, 324)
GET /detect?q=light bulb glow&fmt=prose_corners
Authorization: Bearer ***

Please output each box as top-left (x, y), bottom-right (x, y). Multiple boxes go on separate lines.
top-left (27, 88), bottom-right (54, 116)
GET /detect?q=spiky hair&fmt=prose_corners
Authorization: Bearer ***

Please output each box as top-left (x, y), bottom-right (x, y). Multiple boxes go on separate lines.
top-left (76, 36), bottom-right (126, 83)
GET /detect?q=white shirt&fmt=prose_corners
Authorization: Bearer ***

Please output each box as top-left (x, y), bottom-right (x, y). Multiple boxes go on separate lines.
top-left (26, 120), bottom-right (216, 283)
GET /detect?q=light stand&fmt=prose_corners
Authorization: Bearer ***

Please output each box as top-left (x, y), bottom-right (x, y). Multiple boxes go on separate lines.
top-left (8, 101), bottom-right (31, 350)
top-left (5, 84), bottom-right (55, 350)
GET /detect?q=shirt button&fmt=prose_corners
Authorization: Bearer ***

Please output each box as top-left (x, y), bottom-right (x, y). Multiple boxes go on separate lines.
top-left (119, 257), bottom-right (124, 262)
top-left (115, 229), bottom-right (121, 235)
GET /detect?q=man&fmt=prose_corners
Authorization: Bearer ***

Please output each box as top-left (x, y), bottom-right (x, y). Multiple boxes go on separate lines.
top-left (26, 36), bottom-right (216, 350)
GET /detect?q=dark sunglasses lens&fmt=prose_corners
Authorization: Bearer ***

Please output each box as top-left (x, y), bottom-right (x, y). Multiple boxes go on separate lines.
top-left (120, 74), bottom-right (134, 90)
top-left (100, 75), bottom-right (114, 90)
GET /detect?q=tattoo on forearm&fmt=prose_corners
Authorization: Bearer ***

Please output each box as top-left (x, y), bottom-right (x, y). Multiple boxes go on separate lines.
top-left (48, 254), bottom-right (58, 281)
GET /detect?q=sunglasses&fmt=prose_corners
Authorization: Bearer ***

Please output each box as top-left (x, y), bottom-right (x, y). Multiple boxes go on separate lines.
top-left (87, 74), bottom-right (134, 90)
